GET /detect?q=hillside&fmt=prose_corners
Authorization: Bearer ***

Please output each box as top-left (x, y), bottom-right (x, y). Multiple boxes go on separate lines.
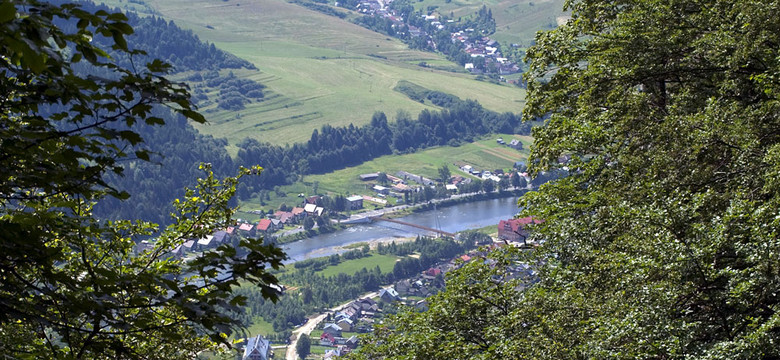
top-left (410, 0), bottom-right (567, 47)
top-left (93, 0), bottom-right (555, 147)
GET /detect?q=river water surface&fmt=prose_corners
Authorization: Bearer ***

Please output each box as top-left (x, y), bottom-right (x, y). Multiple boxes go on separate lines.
top-left (283, 196), bottom-right (521, 262)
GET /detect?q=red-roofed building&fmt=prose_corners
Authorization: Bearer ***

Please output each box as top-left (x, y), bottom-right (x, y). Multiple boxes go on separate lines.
top-left (256, 219), bottom-right (272, 232)
top-left (425, 268), bottom-right (442, 277)
top-left (498, 217), bottom-right (543, 243)
top-left (238, 223), bottom-right (255, 236)
top-left (460, 254), bottom-right (472, 262)
top-left (320, 332), bottom-right (336, 346)
top-left (291, 207), bottom-right (305, 220)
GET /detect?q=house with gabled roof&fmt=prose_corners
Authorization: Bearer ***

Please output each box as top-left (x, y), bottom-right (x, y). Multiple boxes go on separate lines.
top-left (337, 318), bottom-right (353, 332)
top-left (291, 207), bottom-right (305, 220)
top-left (238, 223), bottom-right (255, 236)
top-left (242, 335), bottom-right (271, 360)
top-left (379, 287), bottom-right (401, 302)
top-left (346, 195), bottom-right (363, 210)
top-left (256, 219), bottom-right (272, 233)
top-left (197, 235), bottom-right (214, 248)
top-left (322, 323), bottom-right (342, 337)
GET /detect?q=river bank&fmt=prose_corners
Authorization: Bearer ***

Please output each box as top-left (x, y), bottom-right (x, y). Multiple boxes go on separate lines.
top-left (281, 195), bottom-right (522, 263)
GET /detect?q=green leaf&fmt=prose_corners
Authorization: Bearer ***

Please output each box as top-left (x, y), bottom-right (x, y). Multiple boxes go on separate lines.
top-left (0, 2), bottom-right (15, 23)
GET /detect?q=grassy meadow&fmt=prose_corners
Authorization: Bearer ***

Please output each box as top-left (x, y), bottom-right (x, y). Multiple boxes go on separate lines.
top-left (318, 254), bottom-right (402, 277)
top-left (102, 0), bottom-right (529, 146)
top-left (239, 133), bottom-right (532, 211)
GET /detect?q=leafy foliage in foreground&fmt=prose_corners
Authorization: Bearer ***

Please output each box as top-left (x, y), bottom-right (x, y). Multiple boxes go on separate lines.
top-left (0, 1), bottom-right (285, 358)
top-left (351, 0), bottom-right (780, 358)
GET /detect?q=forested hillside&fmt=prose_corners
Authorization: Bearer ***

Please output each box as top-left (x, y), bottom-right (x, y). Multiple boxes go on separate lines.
top-left (72, 0), bottom-right (531, 224)
top-left (351, 0), bottom-right (780, 359)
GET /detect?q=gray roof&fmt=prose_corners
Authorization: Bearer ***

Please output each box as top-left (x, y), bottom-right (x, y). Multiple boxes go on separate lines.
top-left (243, 335), bottom-right (270, 360)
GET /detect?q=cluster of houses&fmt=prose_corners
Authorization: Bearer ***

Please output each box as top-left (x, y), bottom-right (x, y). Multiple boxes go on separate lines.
top-left (348, 0), bottom-right (523, 77)
top-left (458, 163), bottom-right (527, 185)
top-left (142, 196), bottom-right (337, 258)
top-left (358, 171), bottom-right (439, 199)
top-left (316, 297), bottom-right (382, 358)
top-left (304, 217), bottom-right (542, 358)
top-left (455, 33), bottom-right (522, 75)
top-left (496, 136), bottom-right (524, 150)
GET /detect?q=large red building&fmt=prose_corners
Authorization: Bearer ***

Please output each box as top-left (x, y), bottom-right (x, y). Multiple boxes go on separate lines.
top-left (498, 217), bottom-right (542, 243)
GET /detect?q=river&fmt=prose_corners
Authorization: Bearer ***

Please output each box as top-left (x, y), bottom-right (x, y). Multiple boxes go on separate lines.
top-left (283, 196), bottom-right (522, 262)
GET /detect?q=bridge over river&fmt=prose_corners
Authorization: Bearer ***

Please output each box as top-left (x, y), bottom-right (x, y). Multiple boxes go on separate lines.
top-left (369, 216), bottom-right (455, 237)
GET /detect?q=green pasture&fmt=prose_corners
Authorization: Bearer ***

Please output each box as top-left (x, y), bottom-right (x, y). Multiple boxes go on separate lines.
top-left (318, 254), bottom-right (401, 277)
top-left (242, 317), bottom-right (276, 338)
top-left (193, 43), bottom-right (526, 146)
top-left (304, 133), bottom-right (532, 195)
top-left (239, 133), bottom-right (532, 212)
top-left (106, 0), bottom-right (527, 146)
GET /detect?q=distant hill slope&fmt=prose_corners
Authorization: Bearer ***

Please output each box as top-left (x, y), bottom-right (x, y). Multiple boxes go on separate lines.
top-left (410, 0), bottom-right (567, 47)
top-left (94, 0), bottom-right (538, 147)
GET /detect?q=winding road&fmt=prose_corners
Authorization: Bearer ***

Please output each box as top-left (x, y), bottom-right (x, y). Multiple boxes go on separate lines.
top-left (285, 291), bottom-right (380, 360)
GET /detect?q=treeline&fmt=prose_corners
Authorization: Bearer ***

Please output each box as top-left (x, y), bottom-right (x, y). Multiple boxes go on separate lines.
top-left (72, 0), bottom-right (531, 225)
top-left (234, 98), bottom-right (530, 198)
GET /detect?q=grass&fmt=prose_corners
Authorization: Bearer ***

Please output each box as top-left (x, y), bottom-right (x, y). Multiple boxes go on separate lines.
top-left (239, 133), bottom-right (532, 212)
top-left (101, 0), bottom-right (528, 147)
top-left (318, 254), bottom-right (401, 277)
top-left (301, 133), bottom-right (532, 195)
top-left (243, 317), bottom-right (276, 338)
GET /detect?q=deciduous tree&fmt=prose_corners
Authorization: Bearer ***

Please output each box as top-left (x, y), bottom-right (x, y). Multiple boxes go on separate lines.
top-left (351, 0), bottom-right (780, 358)
top-left (0, 1), bottom-right (285, 358)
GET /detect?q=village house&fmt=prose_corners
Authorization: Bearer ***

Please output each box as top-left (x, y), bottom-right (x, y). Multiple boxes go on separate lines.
top-left (379, 287), bottom-right (401, 302)
top-left (255, 219), bottom-right (273, 233)
top-left (320, 332), bottom-right (336, 346)
top-left (303, 203), bottom-right (324, 217)
top-left (182, 239), bottom-right (197, 252)
top-left (498, 216), bottom-right (543, 243)
top-left (242, 335), bottom-right (271, 360)
top-left (337, 318), bottom-right (353, 332)
top-left (373, 185), bottom-right (389, 195)
top-left (291, 207), bottom-right (305, 221)
top-left (509, 138), bottom-right (523, 149)
top-left (346, 335), bottom-right (359, 349)
top-left (238, 223), bottom-right (255, 236)
top-left (346, 195), bottom-right (364, 210)
top-left (323, 323), bottom-right (343, 337)
top-left (212, 230), bottom-right (228, 245)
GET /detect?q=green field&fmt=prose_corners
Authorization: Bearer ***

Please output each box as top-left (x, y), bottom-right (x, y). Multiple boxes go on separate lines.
top-left (319, 254), bottom-right (402, 277)
top-left (101, 0), bottom-right (529, 147)
top-left (239, 133), bottom-right (532, 211)
top-left (243, 317), bottom-right (276, 338)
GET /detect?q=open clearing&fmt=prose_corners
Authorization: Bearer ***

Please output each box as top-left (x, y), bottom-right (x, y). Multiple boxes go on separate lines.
top-left (318, 254), bottom-right (402, 277)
